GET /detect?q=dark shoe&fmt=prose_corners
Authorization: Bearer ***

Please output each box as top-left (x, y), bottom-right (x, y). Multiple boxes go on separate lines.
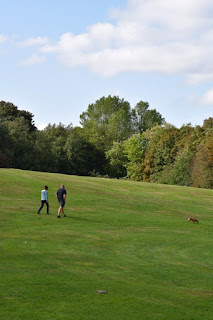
top-left (38, 212), bottom-right (40, 214)
top-left (63, 214), bottom-right (66, 217)
top-left (57, 215), bottom-right (61, 218)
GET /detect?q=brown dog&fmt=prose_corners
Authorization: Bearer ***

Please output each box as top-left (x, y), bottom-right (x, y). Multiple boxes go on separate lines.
top-left (188, 217), bottom-right (199, 223)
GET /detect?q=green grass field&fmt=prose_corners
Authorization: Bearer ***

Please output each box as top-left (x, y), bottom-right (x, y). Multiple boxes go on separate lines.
top-left (0, 169), bottom-right (212, 320)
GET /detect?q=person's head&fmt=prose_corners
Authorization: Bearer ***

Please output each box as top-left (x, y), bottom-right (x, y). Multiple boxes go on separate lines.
top-left (61, 184), bottom-right (64, 188)
top-left (45, 185), bottom-right (48, 190)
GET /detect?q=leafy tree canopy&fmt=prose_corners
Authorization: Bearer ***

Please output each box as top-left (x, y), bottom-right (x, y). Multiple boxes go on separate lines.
top-left (132, 100), bottom-right (164, 133)
top-left (0, 101), bottom-right (37, 132)
top-left (80, 95), bottom-right (132, 152)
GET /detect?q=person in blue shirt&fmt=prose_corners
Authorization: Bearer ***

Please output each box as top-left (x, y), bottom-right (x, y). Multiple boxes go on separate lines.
top-left (38, 185), bottom-right (49, 214)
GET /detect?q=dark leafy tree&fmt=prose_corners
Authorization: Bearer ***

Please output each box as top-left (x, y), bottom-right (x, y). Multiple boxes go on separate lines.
top-left (43, 123), bottom-right (72, 173)
top-left (0, 101), bottom-right (37, 132)
top-left (0, 122), bottom-right (12, 167)
top-left (6, 117), bottom-right (36, 169)
top-left (33, 130), bottom-right (58, 172)
top-left (1, 98), bottom-right (212, 189)
top-left (65, 127), bottom-right (104, 175)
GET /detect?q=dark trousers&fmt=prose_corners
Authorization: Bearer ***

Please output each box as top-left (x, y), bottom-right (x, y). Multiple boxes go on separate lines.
top-left (38, 200), bottom-right (49, 214)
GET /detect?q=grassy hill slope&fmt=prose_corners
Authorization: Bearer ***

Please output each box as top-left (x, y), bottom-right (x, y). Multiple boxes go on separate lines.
top-left (0, 169), bottom-right (212, 320)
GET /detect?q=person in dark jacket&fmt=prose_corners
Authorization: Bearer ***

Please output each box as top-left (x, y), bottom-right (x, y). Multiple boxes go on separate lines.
top-left (56, 184), bottom-right (67, 218)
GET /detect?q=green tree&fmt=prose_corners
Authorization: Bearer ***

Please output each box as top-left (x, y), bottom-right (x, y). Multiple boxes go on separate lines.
top-left (132, 101), bottom-right (164, 133)
top-left (170, 149), bottom-right (193, 186)
top-left (6, 117), bottom-right (36, 169)
top-left (192, 124), bottom-right (213, 189)
top-left (80, 95), bottom-right (132, 152)
top-left (124, 134), bottom-right (149, 180)
top-left (0, 101), bottom-right (37, 132)
top-left (142, 124), bottom-right (179, 182)
top-left (0, 122), bottom-right (12, 167)
top-left (65, 127), bottom-right (104, 176)
top-left (106, 142), bottom-right (127, 178)
top-left (34, 130), bottom-right (57, 172)
top-left (43, 123), bottom-right (72, 173)
top-left (168, 124), bottom-right (195, 186)
top-left (203, 117), bottom-right (213, 129)
top-left (0, 101), bottom-right (19, 120)
top-left (0, 101), bottom-right (38, 168)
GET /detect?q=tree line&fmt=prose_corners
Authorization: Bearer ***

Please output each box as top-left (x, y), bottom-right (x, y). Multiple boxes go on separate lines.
top-left (0, 97), bottom-right (212, 189)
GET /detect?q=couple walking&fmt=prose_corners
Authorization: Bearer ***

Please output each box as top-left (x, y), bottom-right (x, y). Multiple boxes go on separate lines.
top-left (37, 184), bottom-right (67, 218)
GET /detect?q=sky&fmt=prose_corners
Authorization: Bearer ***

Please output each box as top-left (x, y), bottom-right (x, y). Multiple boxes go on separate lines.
top-left (0, 0), bottom-right (213, 130)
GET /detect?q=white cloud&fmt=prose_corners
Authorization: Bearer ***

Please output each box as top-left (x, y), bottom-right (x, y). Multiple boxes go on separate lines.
top-left (201, 88), bottom-right (213, 105)
top-left (30, 1), bottom-right (213, 79)
top-left (0, 34), bottom-right (7, 43)
top-left (186, 73), bottom-right (213, 85)
top-left (18, 36), bottom-right (48, 48)
top-left (21, 54), bottom-right (46, 66)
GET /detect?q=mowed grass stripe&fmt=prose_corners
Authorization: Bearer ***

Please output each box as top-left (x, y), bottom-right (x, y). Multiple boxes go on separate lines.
top-left (0, 168), bottom-right (212, 320)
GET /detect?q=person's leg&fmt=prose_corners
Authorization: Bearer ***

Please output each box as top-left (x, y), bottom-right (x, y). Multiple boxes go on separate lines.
top-left (63, 203), bottom-right (66, 217)
top-left (57, 206), bottom-right (61, 217)
top-left (57, 200), bottom-right (66, 217)
top-left (38, 200), bottom-right (44, 214)
top-left (58, 200), bottom-right (65, 217)
top-left (46, 201), bottom-right (49, 214)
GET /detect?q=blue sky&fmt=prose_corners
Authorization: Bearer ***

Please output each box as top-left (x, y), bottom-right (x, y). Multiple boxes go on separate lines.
top-left (0, 0), bottom-right (213, 129)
